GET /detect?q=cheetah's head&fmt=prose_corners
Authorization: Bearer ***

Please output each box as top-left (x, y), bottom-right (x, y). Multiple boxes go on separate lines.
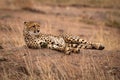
top-left (24, 21), bottom-right (41, 35)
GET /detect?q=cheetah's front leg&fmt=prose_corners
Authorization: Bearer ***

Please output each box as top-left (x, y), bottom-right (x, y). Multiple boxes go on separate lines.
top-left (47, 43), bottom-right (76, 55)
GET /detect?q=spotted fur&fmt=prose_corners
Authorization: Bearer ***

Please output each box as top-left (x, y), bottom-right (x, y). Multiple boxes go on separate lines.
top-left (23, 21), bottom-right (105, 54)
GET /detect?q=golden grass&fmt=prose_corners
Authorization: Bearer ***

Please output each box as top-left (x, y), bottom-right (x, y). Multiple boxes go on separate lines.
top-left (0, 19), bottom-right (119, 79)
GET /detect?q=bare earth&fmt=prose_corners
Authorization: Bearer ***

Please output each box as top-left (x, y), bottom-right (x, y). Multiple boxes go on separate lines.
top-left (0, 4), bottom-right (120, 80)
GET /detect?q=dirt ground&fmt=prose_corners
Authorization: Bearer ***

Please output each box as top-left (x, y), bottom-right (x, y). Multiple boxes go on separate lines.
top-left (0, 0), bottom-right (120, 80)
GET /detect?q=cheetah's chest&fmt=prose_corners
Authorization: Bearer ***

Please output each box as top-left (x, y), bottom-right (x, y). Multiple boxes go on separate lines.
top-left (45, 36), bottom-right (66, 49)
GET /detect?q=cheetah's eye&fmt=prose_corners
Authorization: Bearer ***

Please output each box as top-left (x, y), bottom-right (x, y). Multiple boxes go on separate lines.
top-left (37, 30), bottom-right (40, 32)
top-left (32, 25), bottom-right (35, 27)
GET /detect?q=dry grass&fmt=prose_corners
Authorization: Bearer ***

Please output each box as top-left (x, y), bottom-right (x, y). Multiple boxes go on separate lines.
top-left (0, 18), bottom-right (119, 80)
top-left (105, 11), bottom-right (120, 28)
top-left (0, 48), bottom-right (120, 80)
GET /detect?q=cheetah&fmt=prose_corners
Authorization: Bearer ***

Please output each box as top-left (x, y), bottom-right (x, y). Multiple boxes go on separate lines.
top-left (23, 21), bottom-right (105, 54)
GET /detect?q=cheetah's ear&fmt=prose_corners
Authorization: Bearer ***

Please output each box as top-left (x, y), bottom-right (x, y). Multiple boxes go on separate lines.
top-left (24, 21), bottom-right (31, 28)
top-left (24, 21), bottom-right (28, 26)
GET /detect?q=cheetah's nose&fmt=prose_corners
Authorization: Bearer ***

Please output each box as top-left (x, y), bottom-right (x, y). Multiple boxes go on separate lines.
top-left (34, 31), bottom-right (36, 33)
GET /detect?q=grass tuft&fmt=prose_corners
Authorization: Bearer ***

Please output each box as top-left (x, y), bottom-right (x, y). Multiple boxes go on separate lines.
top-left (0, 24), bottom-right (12, 31)
top-left (105, 19), bottom-right (120, 28)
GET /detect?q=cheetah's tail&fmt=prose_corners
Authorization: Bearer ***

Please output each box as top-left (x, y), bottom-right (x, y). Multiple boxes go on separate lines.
top-left (82, 43), bottom-right (105, 50)
top-left (91, 43), bottom-right (105, 50)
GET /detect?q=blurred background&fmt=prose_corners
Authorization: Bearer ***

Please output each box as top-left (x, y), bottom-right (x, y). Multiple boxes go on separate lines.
top-left (0, 0), bottom-right (120, 50)
top-left (0, 0), bottom-right (120, 9)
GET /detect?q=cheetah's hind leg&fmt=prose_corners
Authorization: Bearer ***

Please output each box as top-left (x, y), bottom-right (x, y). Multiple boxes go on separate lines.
top-left (62, 34), bottom-right (105, 50)
top-left (64, 43), bottom-right (80, 55)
